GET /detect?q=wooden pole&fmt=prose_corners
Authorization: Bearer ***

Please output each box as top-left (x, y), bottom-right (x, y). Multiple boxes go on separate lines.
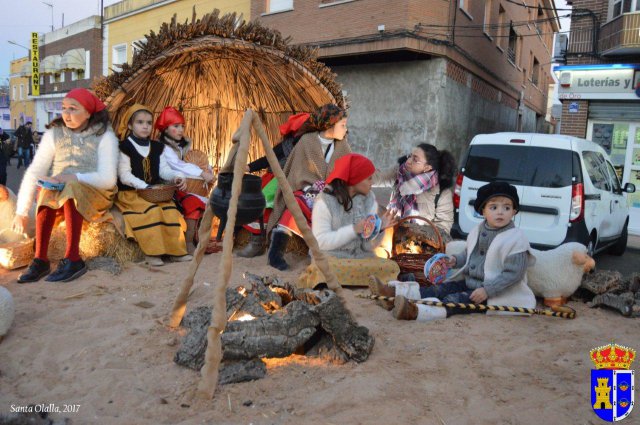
top-left (168, 204), bottom-right (214, 328)
top-left (197, 110), bottom-right (253, 398)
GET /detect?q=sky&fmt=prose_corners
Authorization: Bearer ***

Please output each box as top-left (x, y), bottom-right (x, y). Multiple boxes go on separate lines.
top-left (0, 0), bottom-right (120, 83)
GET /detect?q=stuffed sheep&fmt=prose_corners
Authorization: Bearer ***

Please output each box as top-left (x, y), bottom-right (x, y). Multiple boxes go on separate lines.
top-left (0, 285), bottom-right (14, 342)
top-left (445, 240), bottom-right (594, 307)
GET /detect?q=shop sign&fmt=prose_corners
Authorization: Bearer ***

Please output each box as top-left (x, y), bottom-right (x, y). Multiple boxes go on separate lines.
top-left (557, 68), bottom-right (640, 100)
top-left (568, 102), bottom-right (579, 113)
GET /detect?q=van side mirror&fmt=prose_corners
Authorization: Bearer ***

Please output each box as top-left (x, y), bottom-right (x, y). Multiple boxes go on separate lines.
top-left (623, 183), bottom-right (636, 193)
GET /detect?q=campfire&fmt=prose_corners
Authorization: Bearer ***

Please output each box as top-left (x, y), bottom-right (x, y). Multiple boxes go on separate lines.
top-left (174, 273), bottom-right (374, 385)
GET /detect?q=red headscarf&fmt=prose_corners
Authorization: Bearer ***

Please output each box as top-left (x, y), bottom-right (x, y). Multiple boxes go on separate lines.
top-left (326, 153), bottom-right (375, 186)
top-left (279, 112), bottom-right (310, 136)
top-left (155, 106), bottom-right (185, 132)
top-left (65, 88), bottom-right (106, 114)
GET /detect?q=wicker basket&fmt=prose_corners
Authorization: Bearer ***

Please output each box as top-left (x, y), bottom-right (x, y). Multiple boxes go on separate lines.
top-left (137, 184), bottom-right (177, 203)
top-left (185, 177), bottom-right (213, 197)
top-left (0, 230), bottom-right (34, 270)
top-left (391, 215), bottom-right (445, 285)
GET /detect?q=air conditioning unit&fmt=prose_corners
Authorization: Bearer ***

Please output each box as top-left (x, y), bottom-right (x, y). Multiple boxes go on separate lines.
top-left (553, 34), bottom-right (568, 63)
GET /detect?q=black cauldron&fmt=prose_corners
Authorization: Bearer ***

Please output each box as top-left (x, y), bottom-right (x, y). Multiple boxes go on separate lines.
top-left (210, 173), bottom-right (266, 240)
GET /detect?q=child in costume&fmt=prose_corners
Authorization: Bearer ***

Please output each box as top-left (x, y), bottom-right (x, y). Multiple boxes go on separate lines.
top-left (114, 104), bottom-right (192, 266)
top-left (237, 112), bottom-right (310, 258)
top-left (13, 88), bottom-right (118, 283)
top-left (298, 153), bottom-right (399, 288)
top-left (370, 181), bottom-right (536, 321)
top-left (156, 106), bottom-right (215, 254)
top-left (266, 104), bottom-right (351, 271)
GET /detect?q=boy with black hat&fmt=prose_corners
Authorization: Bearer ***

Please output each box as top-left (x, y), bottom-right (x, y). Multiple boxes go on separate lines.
top-left (371, 181), bottom-right (536, 321)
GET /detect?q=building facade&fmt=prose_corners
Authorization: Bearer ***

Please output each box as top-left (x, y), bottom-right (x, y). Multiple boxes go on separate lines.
top-left (33, 16), bottom-right (103, 131)
top-left (251, 0), bottom-right (559, 164)
top-left (9, 57), bottom-right (36, 130)
top-left (558, 0), bottom-right (640, 234)
top-left (103, 0), bottom-right (251, 76)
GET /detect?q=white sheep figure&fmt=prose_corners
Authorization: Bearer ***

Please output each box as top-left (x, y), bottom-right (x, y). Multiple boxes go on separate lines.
top-left (445, 240), bottom-right (594, 307)
top-left (0, 285), bottom-right (15, 343)
top-left (527, 242), bottom-right (595, 306)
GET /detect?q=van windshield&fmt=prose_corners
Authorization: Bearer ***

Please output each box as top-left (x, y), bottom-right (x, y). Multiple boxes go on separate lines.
top-left (464, 145), bottom-right (575, 188)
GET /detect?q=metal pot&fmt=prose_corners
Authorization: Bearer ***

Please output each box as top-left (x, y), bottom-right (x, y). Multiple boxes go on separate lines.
top-left (210, 173), bottom-right (266, 239)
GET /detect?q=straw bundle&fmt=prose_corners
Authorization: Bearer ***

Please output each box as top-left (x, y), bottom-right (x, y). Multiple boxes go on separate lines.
top-left (94, 9), bottom-right (341, 171)
top-left (48, 221), bottom-right (144, 264)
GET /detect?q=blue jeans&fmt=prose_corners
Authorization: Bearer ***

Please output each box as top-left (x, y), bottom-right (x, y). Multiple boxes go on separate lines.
top-left (18, 146), bottom-right (30, 168)
top-left (419, 279), bottom-right (485, 316)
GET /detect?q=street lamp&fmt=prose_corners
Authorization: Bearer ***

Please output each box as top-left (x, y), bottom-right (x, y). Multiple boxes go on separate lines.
top-left (7, 40), bottom-right (30, 55)
top-left (42, 2), bottom-right (54, 32)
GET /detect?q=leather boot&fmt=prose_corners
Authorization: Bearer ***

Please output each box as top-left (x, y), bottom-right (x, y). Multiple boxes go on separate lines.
top-left (237, 233), bottom-right (266, 258)
top-left (368, 275), bottom-right (395, 310)
top-left (268, 231), bottom-right (290, 271)
top-left (392, 295), bottom-right (419, 320)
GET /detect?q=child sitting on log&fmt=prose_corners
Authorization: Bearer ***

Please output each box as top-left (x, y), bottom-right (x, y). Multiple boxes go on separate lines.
top-left (370, 181), bottom-right (536, 321)
top-left (156, 106), bottom-right (215, 254)
top-left (114, 104), bottom-right (192, 266)
top-left (13, 88), bottom-right (118, 283)
top-left (298, 153), bottom-right (399, 288)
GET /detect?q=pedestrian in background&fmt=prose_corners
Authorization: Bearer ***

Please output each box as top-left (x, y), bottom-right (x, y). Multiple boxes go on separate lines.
top-left (0, 128), bottom-right (9, 185)
top-left (16, 121), bottom-right (34, 169)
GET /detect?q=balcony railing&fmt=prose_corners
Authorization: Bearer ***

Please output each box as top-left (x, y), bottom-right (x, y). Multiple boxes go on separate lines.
top-left (600, 12), bottom-right (640, 56)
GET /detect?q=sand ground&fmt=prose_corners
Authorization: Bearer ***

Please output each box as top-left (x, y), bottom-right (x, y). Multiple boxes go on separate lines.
top-left (0, 250), bottom-right (636, 425)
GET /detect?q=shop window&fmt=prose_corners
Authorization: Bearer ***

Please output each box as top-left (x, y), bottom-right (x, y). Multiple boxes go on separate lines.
top-left (267, 0), bottom-right (293, 13)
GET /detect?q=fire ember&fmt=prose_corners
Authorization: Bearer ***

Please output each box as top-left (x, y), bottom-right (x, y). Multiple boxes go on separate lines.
top-left (174, 273), bottom-right (374, 384)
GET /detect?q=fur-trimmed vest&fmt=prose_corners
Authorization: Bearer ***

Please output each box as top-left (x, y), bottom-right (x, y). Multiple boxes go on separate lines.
top-left (50, 125), bottom-right (102, 176)
top-left (316, 190), bottom-right (377, 259)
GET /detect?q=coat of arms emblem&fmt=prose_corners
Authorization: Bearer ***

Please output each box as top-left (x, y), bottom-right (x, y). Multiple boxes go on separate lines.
top-left (591, 343), bottom-right (635, 422)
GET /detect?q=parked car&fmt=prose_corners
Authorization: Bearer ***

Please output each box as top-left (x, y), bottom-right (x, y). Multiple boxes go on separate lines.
top-left (451, 132), bottom-right (636, 256)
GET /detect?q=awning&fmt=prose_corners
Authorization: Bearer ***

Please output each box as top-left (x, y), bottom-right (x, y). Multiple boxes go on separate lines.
top-left (59, 48), bottom-right (86, 71)
top-left (40, 55), bottom-right (61, 74)
top-left (19, 61), bottom-right (32, 76)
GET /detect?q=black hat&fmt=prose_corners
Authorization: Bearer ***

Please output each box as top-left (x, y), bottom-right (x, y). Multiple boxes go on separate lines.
top-left (473, 181), bottom-right (519, 214)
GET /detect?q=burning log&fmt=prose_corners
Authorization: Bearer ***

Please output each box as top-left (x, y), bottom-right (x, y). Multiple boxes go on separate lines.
top-left (174, 276), bottom-right (375, 383)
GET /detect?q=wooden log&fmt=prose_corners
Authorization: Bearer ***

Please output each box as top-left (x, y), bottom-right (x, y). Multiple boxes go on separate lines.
top-left (218, 359), bottom-right (267, 385)
top-left (311, 290), bottom-right (375, 363)
top-left (580, 270), bottom-right (624, 295)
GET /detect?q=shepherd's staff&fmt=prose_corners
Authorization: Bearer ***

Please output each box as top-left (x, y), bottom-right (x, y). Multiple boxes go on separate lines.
top-left (357, 294), bottom-right (576, 319)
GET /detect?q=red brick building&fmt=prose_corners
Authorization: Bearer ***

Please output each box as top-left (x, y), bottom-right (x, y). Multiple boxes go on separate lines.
top-left (557, 0), bottom-right (640, 234)
top-left (252, 0), bottom-right (559, 162)
top-left (33, 16), bottom-right (102, 130)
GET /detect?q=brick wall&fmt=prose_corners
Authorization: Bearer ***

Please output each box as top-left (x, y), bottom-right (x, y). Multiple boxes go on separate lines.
top-left (252, 0), bottom-right (554, 116)
top-left (38, 28), bottom-right (102, 94)
top-left (559, 100), bottom-right (588, 138)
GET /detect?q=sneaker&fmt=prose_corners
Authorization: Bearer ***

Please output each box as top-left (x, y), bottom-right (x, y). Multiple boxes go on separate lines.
top-left (45, 258), bottom-right (87, 283)
top-left (169, 254), bottom-right (193, 263)
top-left (17, 258), bottom-right (51, 283)
top-left (145, 256), bottom-right (164, 266)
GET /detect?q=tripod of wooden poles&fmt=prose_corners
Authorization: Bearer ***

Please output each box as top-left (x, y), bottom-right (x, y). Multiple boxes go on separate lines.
top-left (167, 109), bottom-right (349, 399)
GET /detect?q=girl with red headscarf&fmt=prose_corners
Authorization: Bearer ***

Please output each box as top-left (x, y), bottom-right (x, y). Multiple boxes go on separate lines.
top-left (12, 88), bottom-right (119, 283)
top-left (297, 153), bottom-right (400, 288)
top-left (156, 106), bottom-right (215, 254)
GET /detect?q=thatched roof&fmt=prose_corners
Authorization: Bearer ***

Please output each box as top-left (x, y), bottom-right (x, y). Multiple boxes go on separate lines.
top-left (93, 9), bottom-right (343, 169)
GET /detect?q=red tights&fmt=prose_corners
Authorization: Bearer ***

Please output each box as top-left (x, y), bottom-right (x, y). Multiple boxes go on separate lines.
top-left (35, 200), bottom-right (84, 262)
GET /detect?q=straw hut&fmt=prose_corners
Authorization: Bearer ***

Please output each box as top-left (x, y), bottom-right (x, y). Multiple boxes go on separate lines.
top-left (93, 9), bottom-right (343, 170)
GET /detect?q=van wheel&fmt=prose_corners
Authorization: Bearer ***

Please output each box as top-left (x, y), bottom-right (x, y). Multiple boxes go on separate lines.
top-left (608, 222), bottom-right (628, 256)
top-left (586, 234), bottom-right (597, 258)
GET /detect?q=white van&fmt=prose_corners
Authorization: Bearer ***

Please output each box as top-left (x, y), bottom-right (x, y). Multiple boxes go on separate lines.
top-left (452, 132), bottom-right (636, 256)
